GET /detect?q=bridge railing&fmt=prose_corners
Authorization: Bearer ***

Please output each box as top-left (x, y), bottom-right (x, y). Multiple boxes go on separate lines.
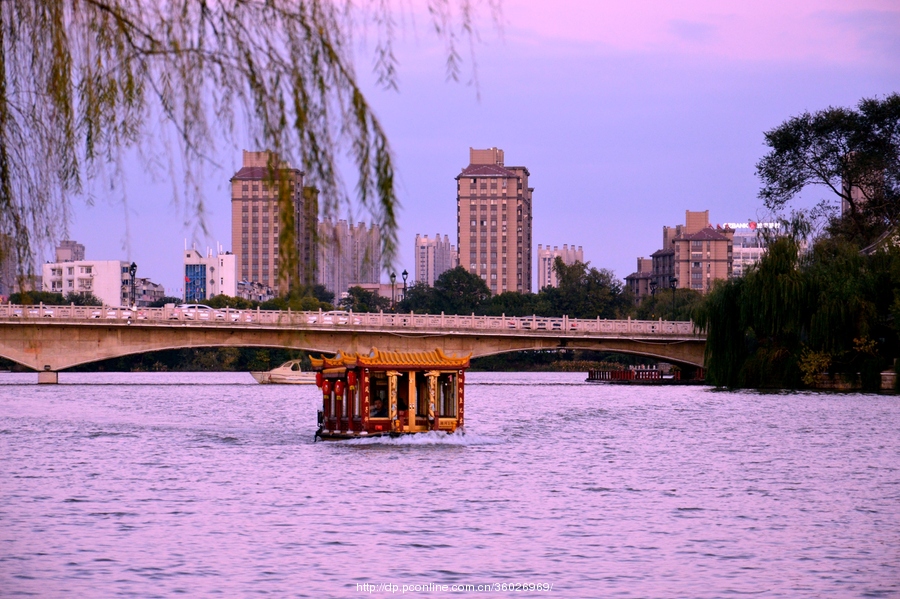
top-left (0, 303), bottom-right (699, 336)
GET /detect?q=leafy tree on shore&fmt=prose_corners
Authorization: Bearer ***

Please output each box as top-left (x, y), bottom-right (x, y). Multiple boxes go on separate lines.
top-left (756, 93), bottom-right (900, 246)
top-left (634, 288), bottom-right (702, 322)
top-left (149, 296), bottom-right (183, 308)
top-left (431, 267), bottom-right (492, 315)
top-left (205, 295), bottom-right (255, 310)
top-left (541, 258), bottom-right (630, 319)
top-left (340, 286), bottom-right (390, 313)
top-left (696, 225), bottom-right (895, 389)
top-left (397, 282), bottom-right (438, 314)
top-left (9, 291), bottom-right (65, 305)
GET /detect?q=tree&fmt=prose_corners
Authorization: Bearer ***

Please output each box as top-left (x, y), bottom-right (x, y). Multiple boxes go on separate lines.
top-left (340, 286), bottom-right (390, 313)
top-left (0, 1), bottom-right (491, 281)
top-left (63, 292), bottom-right (102, 306)
top-left (396, 282), bottom-right (437, 314)
top-left (695, 231), bottom-right (894, 390)
top-left (205, 294), bottom-right (254, 310)
top-left (9, 291), bottom-right (65, 305)
top-left (756, 94), bottom-right (900, 245)
top-left (482, 291), bottom-right (547, 317)
top-left (149, 296), bottom-right (183, 308)
top-left (432, 266), bottom-right (491, 314)
top-left (634, 288), bottom-right (702, 321)
top-left (541, 258), bottom-right (628, 319)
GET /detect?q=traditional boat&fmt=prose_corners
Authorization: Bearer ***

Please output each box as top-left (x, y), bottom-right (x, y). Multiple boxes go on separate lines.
top-left (250, 360), bottom-right (317, 384)
top-left (310, 348), bottom-right (470, 440)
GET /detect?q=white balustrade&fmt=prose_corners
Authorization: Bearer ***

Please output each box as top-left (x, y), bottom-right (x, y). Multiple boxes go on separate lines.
top-left (0, 303), bottom-right (701, 337)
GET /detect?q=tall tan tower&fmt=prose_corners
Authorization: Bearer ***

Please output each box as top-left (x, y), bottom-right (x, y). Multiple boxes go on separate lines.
top-left (230, 150), bottom-right (315, 294)
top-left (456, 148), bottom-right (533, 294)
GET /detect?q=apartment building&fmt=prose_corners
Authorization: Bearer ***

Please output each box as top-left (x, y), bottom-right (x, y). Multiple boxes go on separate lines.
top-left (414, 233), bottom-right (458, 286)
top-left (624, 257), bottom-right (653, 301)
top-left (183, 247), bottom-right (237, 302)
top-left (537, 244), bottom-right (583, 290)
top-left (647, 210), bottom-right (733, 296)
top-left (456, 147), bottom-right (533, 294)
top-left (230, 150), bottom-right (316, 294)
top-left (317, 219), bottom-right (382, 297)
top-left (42, 259), bottom-right (132, 306)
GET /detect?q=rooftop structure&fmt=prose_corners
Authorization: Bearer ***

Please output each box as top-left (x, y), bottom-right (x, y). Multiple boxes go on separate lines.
top-left (456, 147), bottom-right (533, 294)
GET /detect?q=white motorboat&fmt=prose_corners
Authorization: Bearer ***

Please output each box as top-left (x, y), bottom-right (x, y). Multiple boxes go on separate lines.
top-left (250, 360), bottom-right (317, 384)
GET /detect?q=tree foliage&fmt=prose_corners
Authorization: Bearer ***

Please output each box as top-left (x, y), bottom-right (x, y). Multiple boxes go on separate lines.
top-left (541, 258), bottom-right (630, 319)
top-left (397, 261), bottom-right (634, 319)
top-left (756, 94), bottom-right (900, 245)
top-left (431, 266), bottom-right (492, 314)
top-left (340, 285), bottom-right (390, 313)
top-left (695, 233), bottom-right (894, 389)
top-left (0, 1), bottom-right (491, 279)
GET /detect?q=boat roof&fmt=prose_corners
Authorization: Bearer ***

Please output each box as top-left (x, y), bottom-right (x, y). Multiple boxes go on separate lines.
top-left (309, 348), bottom-right (470, 372)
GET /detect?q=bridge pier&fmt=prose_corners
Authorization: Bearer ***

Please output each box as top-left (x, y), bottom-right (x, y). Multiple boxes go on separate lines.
top-left (38, 370), bottom-right (58, 384)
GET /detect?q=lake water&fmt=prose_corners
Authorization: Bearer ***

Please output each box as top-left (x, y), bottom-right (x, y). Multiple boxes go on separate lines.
top-left (1, 372), bottom-right (898, 598)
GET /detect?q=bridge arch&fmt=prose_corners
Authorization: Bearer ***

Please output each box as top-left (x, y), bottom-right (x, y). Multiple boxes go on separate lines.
top-left (0, 307), bottom-right (706, 375)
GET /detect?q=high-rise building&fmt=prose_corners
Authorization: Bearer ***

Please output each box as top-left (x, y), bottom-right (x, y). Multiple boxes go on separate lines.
top-left (726, 222), bottom-right (778, 278)
top-left (55, 240), bottom-right (85, 262)
top-left (456, 147), bottom-right (533, 294)
top-left (649, 210), bottom-right (733, 295)
top-left (183, 247), bottom-right (237, 302)
top-left (230, 150), bottom-right (315, 294)
top-left (624, 257), bottom-right (653, 302)
top-left (537, 244), bottom-right (583, 289)
top-left (317, 219), bottom-right (382, 297)
top-left (414, 233), bottom-right (458, 286)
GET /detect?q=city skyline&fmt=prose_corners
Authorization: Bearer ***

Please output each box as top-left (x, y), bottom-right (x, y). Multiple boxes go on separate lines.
top-left (50, 0), bottom-right (899, 295)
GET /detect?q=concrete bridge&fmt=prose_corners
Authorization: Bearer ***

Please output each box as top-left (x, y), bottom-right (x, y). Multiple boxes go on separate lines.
top-left (0, 304), bottom-right (706, 382)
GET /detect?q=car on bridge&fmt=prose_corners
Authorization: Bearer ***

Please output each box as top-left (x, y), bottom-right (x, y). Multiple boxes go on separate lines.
top-left (12, 307), bottom-right (54, 317)
top-left (307, 311), bottom-right (362, 325)
top-left (170, 304), bottom-right (224, 321)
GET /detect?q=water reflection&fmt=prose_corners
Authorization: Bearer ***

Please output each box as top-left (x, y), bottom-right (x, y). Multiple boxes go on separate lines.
top-left (0, 372), bottom-right (897, 598)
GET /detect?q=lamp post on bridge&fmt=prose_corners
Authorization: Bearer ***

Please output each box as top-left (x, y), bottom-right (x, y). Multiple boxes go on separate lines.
top-left (401, 269), bottom-right (408, 303)
top-left (129, 262), bottom-right (137, 308)
top-left (670, 276), bottom-right (678, 317)
top-left (390, 272), bottom-right (396, 310)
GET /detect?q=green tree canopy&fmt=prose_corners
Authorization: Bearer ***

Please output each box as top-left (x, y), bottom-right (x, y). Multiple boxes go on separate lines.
top-left (431, 266), bottom-right (492, 314)
top-left (541, 258), bottom-right (629, 319)
top-left (340, 286), bottom-right (390, 313)
top-left (756, 94), bottom-right (900, 245)
top-left (397, 282), bottom-right (437, 314)
top-left (695, 232), bottom-right (895, 389)
top-left (149, 296), bottom-right (184, 308)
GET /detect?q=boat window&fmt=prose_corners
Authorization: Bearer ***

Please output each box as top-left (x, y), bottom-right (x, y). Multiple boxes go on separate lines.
top-left (438, 374), bottom-right (456, 417)
top-left (368, 372), bottom-right (389, 418)
top-left (416, 373), bottom-right (428, 416)
top-left (290, 362), bottom-right (300, 371)
top-left (396, 373), bottom-right (410, 411)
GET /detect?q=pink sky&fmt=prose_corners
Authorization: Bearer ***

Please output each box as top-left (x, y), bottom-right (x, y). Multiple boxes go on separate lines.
top-left (66, 0), bottom-right (900, 294)
top-left (501, 0), bottom-right (898, 65)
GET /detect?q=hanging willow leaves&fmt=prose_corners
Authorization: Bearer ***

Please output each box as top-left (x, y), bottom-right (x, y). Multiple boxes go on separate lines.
top-left (0, 0), bottom-right (496, 282)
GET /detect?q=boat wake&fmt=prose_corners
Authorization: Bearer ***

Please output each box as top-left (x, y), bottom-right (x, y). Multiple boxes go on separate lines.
top-left (341, 430), bottom-right (503, 446)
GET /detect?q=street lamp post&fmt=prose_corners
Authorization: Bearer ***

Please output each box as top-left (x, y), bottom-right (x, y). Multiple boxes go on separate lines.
top-left (401, 269), bottom-right (408, 301)
top-left (390, 272), bottom-right (396, 310)
top-left (669, 276), bottom-right (678, 317)
top-left (129, 262), bottom-right (137, 308)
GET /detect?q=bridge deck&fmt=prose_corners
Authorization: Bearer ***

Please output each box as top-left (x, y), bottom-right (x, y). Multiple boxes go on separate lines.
top-left (0, 304), bottom-right (699, 338)
top-left (0, 305), bottom-right (706, 374)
